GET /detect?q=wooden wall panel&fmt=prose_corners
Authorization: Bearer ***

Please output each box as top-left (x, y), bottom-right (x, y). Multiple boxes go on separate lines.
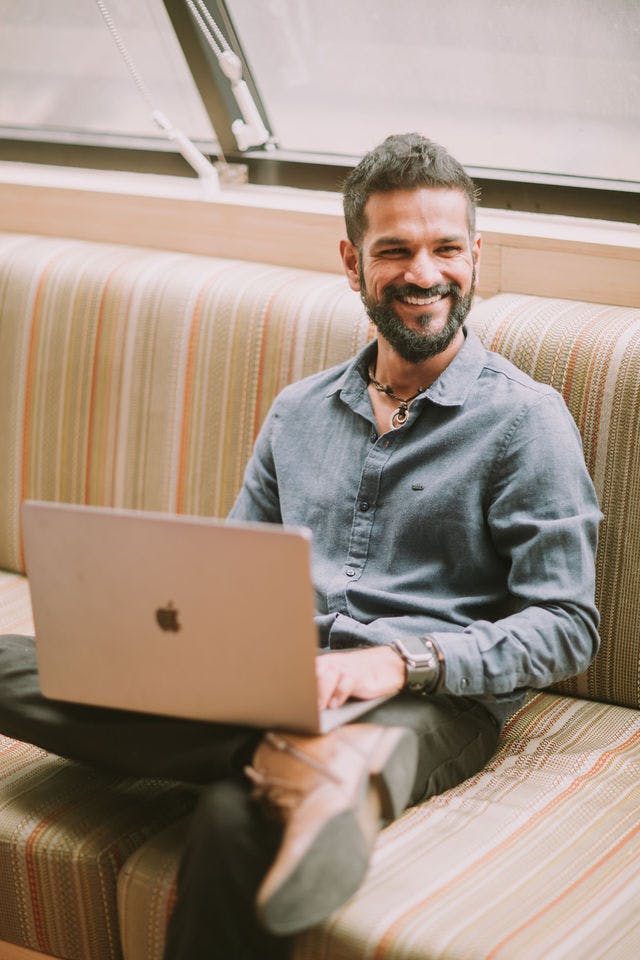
top-left (498, 246), bottom-right (640, 307)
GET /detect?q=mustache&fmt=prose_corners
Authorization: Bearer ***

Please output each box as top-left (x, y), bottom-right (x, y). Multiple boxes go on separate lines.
top-left (382, 282), bottom-right (460, 302)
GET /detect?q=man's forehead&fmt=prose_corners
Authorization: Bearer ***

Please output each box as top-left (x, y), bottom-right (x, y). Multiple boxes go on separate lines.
top-left (361, 187), bottom-right (472, 242)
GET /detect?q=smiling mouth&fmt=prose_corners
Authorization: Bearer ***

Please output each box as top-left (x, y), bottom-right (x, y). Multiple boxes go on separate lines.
top-left (396, 292), bottom-right (446, 306)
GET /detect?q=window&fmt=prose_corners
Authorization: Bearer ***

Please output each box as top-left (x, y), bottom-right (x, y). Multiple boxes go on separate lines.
top-left (0, 0), bottom-right (638, 219)
top-left (225, 0), bottom-right (639, 185)
top-left (0, 0), bottom-right (217, 146)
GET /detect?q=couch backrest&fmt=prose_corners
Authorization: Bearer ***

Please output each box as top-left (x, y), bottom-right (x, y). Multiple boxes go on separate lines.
top-left (1, 233), bottom-right (639, 709)
top-left (0, 234), bottom-right (370, 572)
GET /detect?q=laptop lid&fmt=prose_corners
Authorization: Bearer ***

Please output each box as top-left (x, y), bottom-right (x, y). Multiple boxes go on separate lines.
top-left (22, 501), bottom-right (332, 733)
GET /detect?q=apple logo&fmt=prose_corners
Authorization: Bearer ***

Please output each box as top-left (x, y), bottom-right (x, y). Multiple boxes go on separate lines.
top-left (155, 601), bottom-right (181, 632)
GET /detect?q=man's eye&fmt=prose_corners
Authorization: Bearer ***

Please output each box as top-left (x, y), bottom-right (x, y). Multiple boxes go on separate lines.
top-left (380, 248), bottom-right (407, 258)
top-left (438, 246), bottom-right (461, 255)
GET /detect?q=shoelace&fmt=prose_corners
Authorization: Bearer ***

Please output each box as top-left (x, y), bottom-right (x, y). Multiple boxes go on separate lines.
top-left (244, 731), bottom-right (342, 813)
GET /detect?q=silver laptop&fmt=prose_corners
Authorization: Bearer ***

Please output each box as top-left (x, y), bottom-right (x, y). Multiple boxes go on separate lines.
top-left (22, 501), bottom-right (386, 734)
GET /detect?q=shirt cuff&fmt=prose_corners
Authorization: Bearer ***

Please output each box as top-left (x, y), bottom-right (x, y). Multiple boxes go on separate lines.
top-left (430, 630), bottom-right (485, 696)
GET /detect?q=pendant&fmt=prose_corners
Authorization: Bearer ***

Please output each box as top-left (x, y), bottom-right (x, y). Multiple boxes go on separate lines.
top-left (391, 403), bottom-right (409, 428)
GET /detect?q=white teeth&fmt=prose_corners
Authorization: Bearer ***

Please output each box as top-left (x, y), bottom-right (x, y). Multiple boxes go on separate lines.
top-left (400, 294), bottom-right (443, 306)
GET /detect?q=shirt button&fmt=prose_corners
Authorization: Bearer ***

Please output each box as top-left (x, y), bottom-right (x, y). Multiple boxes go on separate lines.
top-left (359, 501), bottom-right (370, 512)
top-left (345, 568), bottom-right (356, 577)
top-left (460, 677), bottom-right (469, 689)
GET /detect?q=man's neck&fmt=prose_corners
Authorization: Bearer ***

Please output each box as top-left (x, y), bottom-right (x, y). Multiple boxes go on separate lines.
top-left (372, 327), bottom-right (465, 395)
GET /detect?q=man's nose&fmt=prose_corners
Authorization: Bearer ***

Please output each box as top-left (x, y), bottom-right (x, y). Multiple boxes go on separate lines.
top-left (403, 251), bottom-right (442, 289)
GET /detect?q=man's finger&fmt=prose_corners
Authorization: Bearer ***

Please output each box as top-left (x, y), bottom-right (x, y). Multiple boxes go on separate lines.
top-left (315, 661), bottom-right (341, 710)
top-left (328, 672), bottom-right (357, 709)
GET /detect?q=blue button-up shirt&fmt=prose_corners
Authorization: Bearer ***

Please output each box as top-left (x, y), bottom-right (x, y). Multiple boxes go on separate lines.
top-left (230, 330), bottom-right (602, 723)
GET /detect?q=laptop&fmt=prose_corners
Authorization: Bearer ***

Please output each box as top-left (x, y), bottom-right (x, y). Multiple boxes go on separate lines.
top-left (21, 501), bottom-right (388, 734)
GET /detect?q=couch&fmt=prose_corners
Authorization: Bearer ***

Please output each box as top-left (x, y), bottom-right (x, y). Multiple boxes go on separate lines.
top-left (1, 230), bottom-right (639, 960)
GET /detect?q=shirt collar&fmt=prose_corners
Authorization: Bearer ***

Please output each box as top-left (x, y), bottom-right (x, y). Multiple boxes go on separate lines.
top-left (327, 328), bottom-right (487, 409)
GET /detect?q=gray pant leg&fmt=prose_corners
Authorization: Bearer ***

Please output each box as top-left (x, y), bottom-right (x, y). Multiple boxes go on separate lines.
top-left (358, 691), bottom-right (500, 804)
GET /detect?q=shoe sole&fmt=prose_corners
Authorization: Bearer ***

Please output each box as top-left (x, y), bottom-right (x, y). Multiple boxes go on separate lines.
top-left (257, 796), bottom-right (370, 935)
top-left (258, 726), bottom-right (418, 935)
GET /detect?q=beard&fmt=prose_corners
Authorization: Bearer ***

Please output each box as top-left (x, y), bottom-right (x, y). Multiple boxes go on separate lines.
top-left (360, 265), bottom-right (476, 364)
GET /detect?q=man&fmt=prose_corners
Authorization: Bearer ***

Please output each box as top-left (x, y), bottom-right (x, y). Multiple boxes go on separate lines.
top-left (0, 133), bottom-right (601, 959)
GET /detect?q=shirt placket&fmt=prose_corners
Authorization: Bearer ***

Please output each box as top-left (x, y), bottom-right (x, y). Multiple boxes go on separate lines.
top-left (325, 431), bottom-right (398, 615)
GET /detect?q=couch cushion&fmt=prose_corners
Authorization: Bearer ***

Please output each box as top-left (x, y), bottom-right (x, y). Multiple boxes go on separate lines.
top-left (0, 738), bottom-right (198, 960)
top-left (468, 294), bottom-right (640, 710)
top-left (0, 233), bottom-right (369, 574)
top-left (115, 691), bottom-right (640, 959)
top-left (117, 819), bottom-right (188, 960)
top-left (0, 570), bottom-right (34, 636)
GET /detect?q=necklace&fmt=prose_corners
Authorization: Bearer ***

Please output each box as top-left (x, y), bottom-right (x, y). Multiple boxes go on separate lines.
top-left (368, 367), bottom-right (425, 428)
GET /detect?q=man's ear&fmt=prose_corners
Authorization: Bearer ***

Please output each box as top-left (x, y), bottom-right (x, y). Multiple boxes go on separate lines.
top-left (340, 239), bottom-right (361, 293)
top-left (472, 233), bottom-right (481, 284)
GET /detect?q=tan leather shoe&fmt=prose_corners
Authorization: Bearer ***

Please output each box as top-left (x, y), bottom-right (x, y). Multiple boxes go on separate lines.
top-left (245, 723), bottom-right (418, 935)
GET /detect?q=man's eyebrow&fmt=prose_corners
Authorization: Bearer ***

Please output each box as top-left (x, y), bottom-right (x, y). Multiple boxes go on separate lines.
top-left (369, 236), bottom-right (408, 249)
top-left (369, 233), bottom-right (468, 250)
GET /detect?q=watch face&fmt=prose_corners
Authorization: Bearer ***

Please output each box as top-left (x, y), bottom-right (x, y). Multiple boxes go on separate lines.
top-left (394, 637), bottom-right (440, 694)
top-left (397, 635), bottom-right (432, 660)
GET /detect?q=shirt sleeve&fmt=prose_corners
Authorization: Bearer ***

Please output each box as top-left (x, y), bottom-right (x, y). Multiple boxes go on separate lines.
top-left (433, 392), bottom-right (602, 698)
top-left (228, 405), bottom-right (282, 524)
top-left (323, 392), bottom-right (602, 701)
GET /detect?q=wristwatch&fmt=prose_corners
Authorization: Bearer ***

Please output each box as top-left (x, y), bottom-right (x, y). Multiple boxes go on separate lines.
top-left (392, 635), bottom-right (442, 695)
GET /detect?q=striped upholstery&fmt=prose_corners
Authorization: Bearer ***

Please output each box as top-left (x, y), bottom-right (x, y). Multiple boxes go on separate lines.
top-left (467, 295), bottom-right (640, 710)
top-left (0, 233), bottom-right (370, 574)
top-left (0, 731), bottom-right (198, 960)
top-left (117, 820), bottom-right (188, 960)
top-left (0, 570), bottom-right (34, 636)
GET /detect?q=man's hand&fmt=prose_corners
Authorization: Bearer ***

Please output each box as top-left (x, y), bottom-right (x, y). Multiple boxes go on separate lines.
top-left (316, 645), bottom-right (406, 710)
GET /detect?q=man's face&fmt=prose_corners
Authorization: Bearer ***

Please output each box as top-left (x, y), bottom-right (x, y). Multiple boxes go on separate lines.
top-left (342, 187), bottom-right (480, 363)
